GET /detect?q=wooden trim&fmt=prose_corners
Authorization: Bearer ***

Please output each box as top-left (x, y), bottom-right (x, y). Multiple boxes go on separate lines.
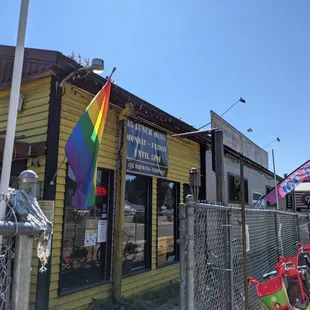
top-left (0, 139), bottom-right (46, 159)
top-left (35, 75), bottom-right (62, 310)
top-left (156, 179), bottom-right (180, 268)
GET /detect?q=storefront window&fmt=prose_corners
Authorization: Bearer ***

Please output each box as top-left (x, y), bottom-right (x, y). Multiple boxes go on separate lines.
top-left (157, 179), bottom-right (179, 266)
top-left (123, 174), bottom-right (151, 275)
top-left (60, 166), bottom-right (113, 294)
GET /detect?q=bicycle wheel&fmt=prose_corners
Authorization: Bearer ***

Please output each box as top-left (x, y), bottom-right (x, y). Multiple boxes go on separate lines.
top-left (124, 252), bottom-right (136, 261)
top-left (96, 247), bottom-right (101, 262)
top-left (287, 280), bottom-right (298, 306)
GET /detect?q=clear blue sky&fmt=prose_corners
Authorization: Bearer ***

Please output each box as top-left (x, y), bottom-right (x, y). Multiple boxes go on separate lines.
top-left (2, 0), bottom-right (310, 176)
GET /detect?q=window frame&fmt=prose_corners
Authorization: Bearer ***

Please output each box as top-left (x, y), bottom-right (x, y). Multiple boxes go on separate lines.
top-left (59, 165), bottom-right (114, 296)
top-left (156, 179), bottom-right (180, 268)
top-left (122, 173), bottom-right (153, 278)
top-left (227, 173), bottom-right (249, 204)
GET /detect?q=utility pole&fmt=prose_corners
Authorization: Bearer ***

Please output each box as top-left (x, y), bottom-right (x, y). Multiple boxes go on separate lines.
top-left (112, 103), bottom-right (133, 300)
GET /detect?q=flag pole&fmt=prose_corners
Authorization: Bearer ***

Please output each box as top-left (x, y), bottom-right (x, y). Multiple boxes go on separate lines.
top-left (272, 149), bottom-right (280, 211)
top-left (0, 0), bottom-right (29, 222)
top-left (273, 148), bottom-right (284, 256)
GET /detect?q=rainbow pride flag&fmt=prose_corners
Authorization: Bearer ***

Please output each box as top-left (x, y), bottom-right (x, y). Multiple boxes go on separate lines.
top-left (65, 80), bottom-right (111, 209)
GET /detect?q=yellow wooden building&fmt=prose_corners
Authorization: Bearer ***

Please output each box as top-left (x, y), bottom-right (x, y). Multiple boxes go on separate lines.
top-left (0, 45), bottom-right (208, 310)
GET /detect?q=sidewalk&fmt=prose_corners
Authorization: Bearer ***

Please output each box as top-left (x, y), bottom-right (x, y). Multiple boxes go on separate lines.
top-left (155, 297), bottom-right (179, 310)
top-left (87, 282), bottom-right (179, 310)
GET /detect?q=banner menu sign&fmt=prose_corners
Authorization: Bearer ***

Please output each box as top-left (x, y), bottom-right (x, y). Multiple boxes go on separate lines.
top-left (126, 120), bottom-right (168, 178)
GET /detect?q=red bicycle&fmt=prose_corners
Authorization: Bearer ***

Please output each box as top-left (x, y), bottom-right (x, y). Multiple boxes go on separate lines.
top-left (249, 244), bottom-right (310, 309)
top-left (276, 254), bottom-right (310, 308)
top-left (249, 270), bottom-right (293, 310)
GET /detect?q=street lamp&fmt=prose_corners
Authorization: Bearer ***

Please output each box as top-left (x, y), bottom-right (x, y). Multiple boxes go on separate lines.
top-left (59, 58), bottom-right (104, 88)
top-left (198, 97), bottom-right (246, 130)
top-left (263, 137), bottom-right (280, 149)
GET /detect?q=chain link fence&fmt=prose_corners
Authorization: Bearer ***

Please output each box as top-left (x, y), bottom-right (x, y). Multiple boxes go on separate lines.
top-left (0, 195), bottom-right (18, 310)
top-left (179, 197), bottom-right (310, 310)
top-left (0, 187), bottom-right (52, 310)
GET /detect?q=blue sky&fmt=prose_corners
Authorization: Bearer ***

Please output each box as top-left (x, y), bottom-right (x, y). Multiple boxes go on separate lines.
top-left (2, 0), bottom-right (310, 176)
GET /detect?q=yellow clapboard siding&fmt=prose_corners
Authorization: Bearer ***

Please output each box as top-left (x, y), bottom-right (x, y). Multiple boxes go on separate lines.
top-left (60, 108), bottom-right (117, 129)
top-left (0, 78), bottom-right (50, 145)
top-left (0, 78), bottom-right (51, 101)
top-left (122, 272), bottom-right (179, 298)
top-left (122, 263), bottom-right (178, 286)
top-left (167, 136), bottom-right (200, 185)
top-left (3, 77), bottom-right (53, 303)
top-left (122, 264), bottom-right (179, 297)
top-left (49, 283), bottom-right (111, 309)
top-left (0, 101), bottom-right (49, 121)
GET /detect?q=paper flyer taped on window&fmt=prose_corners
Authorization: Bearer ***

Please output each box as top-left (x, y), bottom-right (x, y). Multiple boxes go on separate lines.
top-left (84, 218), bottom-right (98, 247)
top-left (97, 220), bottom-right (107, 243)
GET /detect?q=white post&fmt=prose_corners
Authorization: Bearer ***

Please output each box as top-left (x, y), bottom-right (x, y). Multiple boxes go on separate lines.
top-left (272, 149), bottom-right (279, 211)
top-left (0, 0), bottom-right (29, 220)
top-left (272, 149), bottom-right (283, 255)
top-left (11, 235), bottom-right (33, 310)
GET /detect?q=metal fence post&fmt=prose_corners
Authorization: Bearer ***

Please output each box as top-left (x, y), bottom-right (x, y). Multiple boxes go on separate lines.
top-left (179, 203), bottom-right (186, 310)
top-left (274, 212), bottom-right (280, 259)
top-left (11, 235), bottom-right (33, 310)
top-left (186, 194), bottom-right (195, 310)
top-left (308, 215), bottom-right (310, 243)
top-left (297, 214), bottom-right (301, 242)
top-left (228, 210), bottom-right (234, 310)
top-left (276, 211), bottom-right (284, 257)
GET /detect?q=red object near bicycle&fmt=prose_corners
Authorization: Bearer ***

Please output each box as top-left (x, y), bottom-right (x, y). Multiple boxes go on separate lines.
top-left (249, 275), bottom-right (292, 310)
top-left (296, 241), bottom-right (310, 267)
top-left (276, 252), bottom-right (310, 308)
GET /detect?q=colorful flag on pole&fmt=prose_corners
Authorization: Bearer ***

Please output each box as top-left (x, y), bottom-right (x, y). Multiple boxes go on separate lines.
top-left (65, 80), bottom-right (111, 209)
top-left (264, 160), bottom-right (310, 204)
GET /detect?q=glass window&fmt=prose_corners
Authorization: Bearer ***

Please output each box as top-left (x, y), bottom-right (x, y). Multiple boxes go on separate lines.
top-left (253, 192), bottom-right (262, 201)
top-left (123, 174), bottom-right (151, 275)
top-left (157, 180), bottom-right (179, 266)
top-left (228, 174), bottom-right (249, 203)
top-left (60, 166), bottom-right (113, 294)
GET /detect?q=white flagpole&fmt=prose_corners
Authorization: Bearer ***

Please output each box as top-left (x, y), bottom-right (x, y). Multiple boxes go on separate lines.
top-left (272, 149), bottom-right (280, 211)
top-left (272, 149), bottom-right (283, 256)
top-left (0, 0), bottom-right (30, 221)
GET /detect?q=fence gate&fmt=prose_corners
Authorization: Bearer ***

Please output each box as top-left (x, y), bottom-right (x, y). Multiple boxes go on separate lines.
top-left (194, 204), bottom-right (231, 309)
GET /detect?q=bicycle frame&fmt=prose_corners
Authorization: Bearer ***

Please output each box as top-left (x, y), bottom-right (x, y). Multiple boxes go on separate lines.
top-left (249, 245), bottom-right (309, 309)
top-left (296, 242), bottom-right (310, 268)
top-left (276, 254), bottom-right (310, 306)
top-left (123, 232), bottom-right (139, 261)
